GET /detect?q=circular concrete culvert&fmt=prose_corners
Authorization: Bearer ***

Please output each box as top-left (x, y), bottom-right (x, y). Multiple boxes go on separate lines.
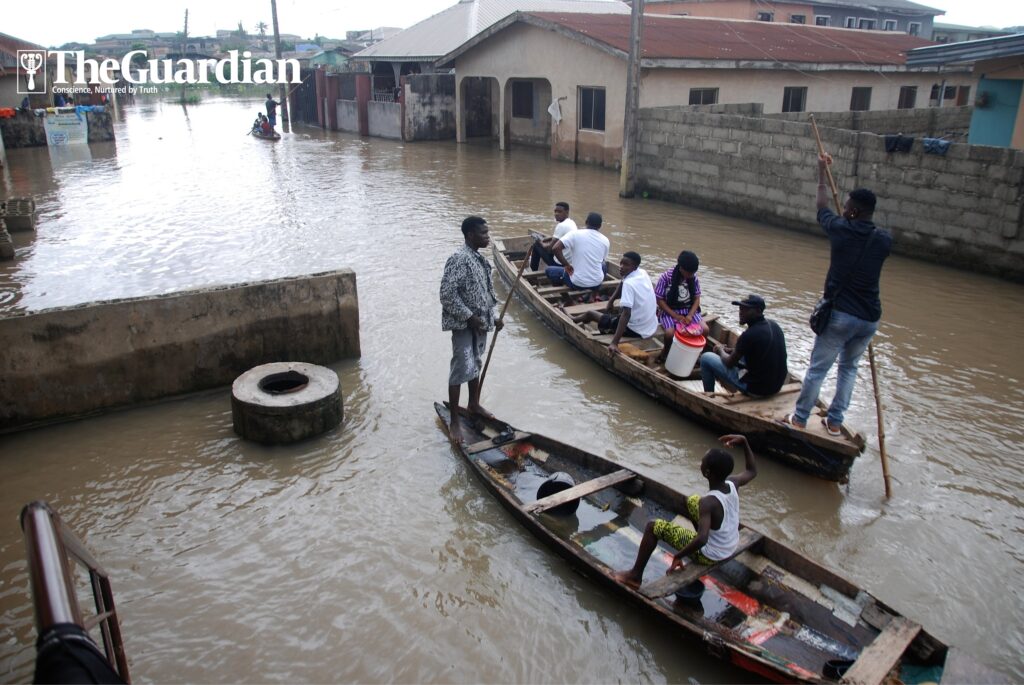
top-left (231, 362), bottom-right (342, 444)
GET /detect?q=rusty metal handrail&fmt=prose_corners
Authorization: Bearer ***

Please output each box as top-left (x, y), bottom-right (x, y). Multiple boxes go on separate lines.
top-left (20, 501), bottom-right (131, 683)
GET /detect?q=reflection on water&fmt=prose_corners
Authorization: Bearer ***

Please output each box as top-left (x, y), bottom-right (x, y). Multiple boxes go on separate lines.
top-left (0, 98), bottom-right (1021, 682)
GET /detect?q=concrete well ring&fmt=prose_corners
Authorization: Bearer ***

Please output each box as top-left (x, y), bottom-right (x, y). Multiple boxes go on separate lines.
top-left (231, 361), bottom-right (342, 444)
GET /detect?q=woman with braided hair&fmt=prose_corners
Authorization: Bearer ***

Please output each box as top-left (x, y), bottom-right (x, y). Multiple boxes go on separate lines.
top-left (654, 250), bottom-right (708, 362)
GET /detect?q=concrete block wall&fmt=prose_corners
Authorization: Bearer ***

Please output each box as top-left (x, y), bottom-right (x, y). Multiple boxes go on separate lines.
top-left (403, 74), bottom-right (456, 141)
top-left (635, 106), bottom-right (1024, 281)
top-left (337, 100), bottom-right (360, 134)
top-left (0, 270), bottom-right (361, 432)
top-left (0, 109), bottom-right (116, 148)
top-left (766, 106), bottom-right (972, 139)
top-left (368, 101), bottom-right (402, 140)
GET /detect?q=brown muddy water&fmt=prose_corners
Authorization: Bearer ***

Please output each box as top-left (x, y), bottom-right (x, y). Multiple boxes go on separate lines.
top-left (0, 98), bottom-right (1021, 683)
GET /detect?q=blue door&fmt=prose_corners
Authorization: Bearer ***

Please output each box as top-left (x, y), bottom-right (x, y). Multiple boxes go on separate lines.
top-left (968, 77), bottom-right (1022, 147)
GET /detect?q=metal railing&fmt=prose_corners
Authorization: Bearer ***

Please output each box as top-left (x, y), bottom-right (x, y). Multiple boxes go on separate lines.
top-left (20, 501), bottom-right (131, 683)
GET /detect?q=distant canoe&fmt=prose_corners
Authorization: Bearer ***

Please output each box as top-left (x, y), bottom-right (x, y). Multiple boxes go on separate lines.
top-left (492, 235), bottom-right (865, 482)
top-left (251, 128), bottom-right (281, 141)
top-left (435, 402), bottom-right (1001, 684)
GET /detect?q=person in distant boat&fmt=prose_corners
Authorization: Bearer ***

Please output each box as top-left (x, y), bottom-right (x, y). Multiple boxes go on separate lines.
top-left (655, 250), bottom-right (707, 362)
top-left (54, 93), bottom-right (67, 107)
top-left (440, 216), bottom-right (503, 444)
top-left (529, 201), bottom-right (578, 271)
top-left (570, 251), bottom-right (658, 355)
top-left (782, 155), bottom-right (892, 436)
top-left (253, 111), bottom-right (264, 133)
top-left (548, 211), bottom-right (609, 292)
top-left (613, 434), bottom-right (758, 587)
top-left (260, 114), bottom-right (273, 136)
top-left (699, 294), bottom-right (787, 396)
top-left (265, 93), bottom-right (281, 128)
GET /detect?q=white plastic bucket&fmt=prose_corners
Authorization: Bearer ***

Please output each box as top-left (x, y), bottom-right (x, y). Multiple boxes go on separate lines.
top-left (665, 327), bottom-right (706, 377)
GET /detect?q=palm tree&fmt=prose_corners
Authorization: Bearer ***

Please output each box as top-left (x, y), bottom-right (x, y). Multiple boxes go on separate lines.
top-left (256, 21), bottom-right (268, 50)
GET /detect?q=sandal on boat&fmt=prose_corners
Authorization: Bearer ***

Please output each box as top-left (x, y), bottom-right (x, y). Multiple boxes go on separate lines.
top-left (822, 419), bottom-right (842, 437)
top-left (779, 413), bottom-right (806, 429)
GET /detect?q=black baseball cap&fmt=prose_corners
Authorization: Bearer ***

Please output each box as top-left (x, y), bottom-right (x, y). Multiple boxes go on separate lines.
top-left (731, 294), bottom-right (766, 310)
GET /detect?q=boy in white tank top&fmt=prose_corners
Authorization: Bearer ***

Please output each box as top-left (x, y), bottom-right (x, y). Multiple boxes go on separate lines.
top-left (613, 434), bottom-right (758, 587)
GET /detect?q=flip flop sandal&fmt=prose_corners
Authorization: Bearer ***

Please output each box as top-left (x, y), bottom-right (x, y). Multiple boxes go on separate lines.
top-left (779, 413), bottom-right (806, 429)
top-left (821, 419), bottom-right (842, 436)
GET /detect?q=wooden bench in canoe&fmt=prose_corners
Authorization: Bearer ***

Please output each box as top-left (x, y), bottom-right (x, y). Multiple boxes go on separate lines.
top-left (492, 235), bottom-right (867, 483)
top-left (435, 403), bottom-right (995, 685)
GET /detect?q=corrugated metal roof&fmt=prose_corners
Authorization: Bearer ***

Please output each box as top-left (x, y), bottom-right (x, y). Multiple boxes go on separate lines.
top-left (0, 32), bottom-right (45, 71)
top-left (524, 13), bottom-right (935, 64)
top-left (354, 0), bottom-right (629, 61)
top-left (906, 32), bottom-right (1024, 66)
top-left (802, 0), bottom-right (942, 15)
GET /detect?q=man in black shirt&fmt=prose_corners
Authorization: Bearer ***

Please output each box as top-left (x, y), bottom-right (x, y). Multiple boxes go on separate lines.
top-left (699, 294), bottom-right (787, 396)
top-left (785, 156), bottom-right (892, 435)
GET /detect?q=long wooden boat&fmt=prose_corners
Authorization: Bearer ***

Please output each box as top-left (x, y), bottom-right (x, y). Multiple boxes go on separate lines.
top-left (492, 235), bottom-right (865, 482)
top-left (251, 127), bottom-right (281, 141)
top-left (434, 403), bottom-right (1000, 684)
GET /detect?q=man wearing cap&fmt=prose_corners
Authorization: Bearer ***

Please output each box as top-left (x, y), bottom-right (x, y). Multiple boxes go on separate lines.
top-left (699, 295), bottom-right (787, 396)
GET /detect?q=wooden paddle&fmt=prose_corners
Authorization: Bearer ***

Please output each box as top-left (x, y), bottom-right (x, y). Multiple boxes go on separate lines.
top-left (809, 115), bottom-right (893, 499)
top-left (479, 244), bottom-right (533, 391)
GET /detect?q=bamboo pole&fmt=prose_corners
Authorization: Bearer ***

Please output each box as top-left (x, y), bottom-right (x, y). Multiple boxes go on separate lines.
top-left (809, 115), bottom-right (893, 499)
top-left (479, 245), bottom-right (532, 391)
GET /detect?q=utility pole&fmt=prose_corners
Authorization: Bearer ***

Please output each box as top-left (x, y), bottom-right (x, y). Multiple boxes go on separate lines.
top-left (271, 0), bottom-right (290, 124)
top-left (619, 0), bottom-right (645, 198)
top-left (180, 9), bottom-right (189, 104)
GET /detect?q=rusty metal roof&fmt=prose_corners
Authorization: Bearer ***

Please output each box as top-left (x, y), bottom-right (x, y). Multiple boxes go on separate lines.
top-left (0, 32), bottom-right (45, 72)
top-left (353, 0), bottom-right (629, 61)
top-left (522, 12), bottom-right (936, 65)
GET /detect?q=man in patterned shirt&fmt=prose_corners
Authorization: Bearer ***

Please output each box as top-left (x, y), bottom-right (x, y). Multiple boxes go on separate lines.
top-left (440, 216), bottom-right (504, 443)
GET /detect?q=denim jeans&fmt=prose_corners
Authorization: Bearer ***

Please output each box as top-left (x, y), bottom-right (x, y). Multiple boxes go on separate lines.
top-left (793, 309), bottom-right (878, 426)
top-left (530, 240), bottom-right (561, 271)
top-left (700, 352), bottom-right (749, 394)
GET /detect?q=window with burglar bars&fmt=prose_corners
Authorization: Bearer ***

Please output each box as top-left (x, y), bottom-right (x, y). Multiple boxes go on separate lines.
top-left (579, 87), bottom-right (606, 131)
top-left (689, 88), bottom-right (719, 105)
top-left (782, 86), bottom-right (807, 113)
top-left (512, 81), bottom-right (533, 119)
top-left (850, 87), bottom-right (872, 111)
top-left (898, 86), bottom-right (917, 109)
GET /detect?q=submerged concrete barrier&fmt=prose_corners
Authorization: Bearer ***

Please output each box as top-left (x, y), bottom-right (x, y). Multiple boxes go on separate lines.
top-left (0, 270), bottom-right (360, 433)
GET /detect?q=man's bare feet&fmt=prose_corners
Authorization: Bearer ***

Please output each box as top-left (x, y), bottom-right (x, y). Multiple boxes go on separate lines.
top-left (449, 418), bottom-right (466, 445)
top-left (467, 403), bottom-right (494, 419)
top-left (612, 570), bottom-right (642, 588)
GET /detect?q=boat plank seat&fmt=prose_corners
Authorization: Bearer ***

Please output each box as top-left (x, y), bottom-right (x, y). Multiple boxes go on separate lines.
top-left (720, 383), bottom-right (803, 404)
top-left (639, 528), bottom-right (764, 599)
top-left (840, 616), bottom-right (922, 685)
top-left (465, 431), bottom-right (532, 455)
top-left (539, 279), bottom-right (620, 297)
top-left (524, 469), bottom-right (635, 514)
top-left (562, 300), bottom-right (612, 316)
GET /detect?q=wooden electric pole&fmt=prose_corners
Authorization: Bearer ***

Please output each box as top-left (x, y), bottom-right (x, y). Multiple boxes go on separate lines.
top-left (180, 9), bottom-right (189, 104)
top-left (271, 0), bottom-right (290, 124)
top-left (619, 0), bottom-right (645, 198)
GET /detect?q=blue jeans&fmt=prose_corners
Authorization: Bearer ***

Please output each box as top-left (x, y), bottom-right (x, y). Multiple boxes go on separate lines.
top-left (700, 352), bottom-right (749, 393)
top-left (545, 266), bottom-right (574, 288)
top-left (793, 309), bottom-right (878, 426)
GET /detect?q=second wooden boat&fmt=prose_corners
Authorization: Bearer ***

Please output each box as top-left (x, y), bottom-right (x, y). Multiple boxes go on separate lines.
top-left (492, 235), bottom-right (865, 482)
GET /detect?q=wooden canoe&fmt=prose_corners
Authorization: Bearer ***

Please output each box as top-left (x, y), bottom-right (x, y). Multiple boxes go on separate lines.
top-left (492, 235), bottom-right (865, 482)
top-left (434, 403), bottom-right (1001, 684)
top-left (252, 128), bottom-right (281, 141)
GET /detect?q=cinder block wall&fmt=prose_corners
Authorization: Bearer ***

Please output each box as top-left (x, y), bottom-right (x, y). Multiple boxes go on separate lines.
top-left (767, 106), bottom-right (972, 139)
top-left (0, 110), bottom-right (116, 148)
top-left (635, 106), bottom-right (1024, 281)
top-left (0, 270), bottom-right (361, 432)
top-left (403, 74), bottom-right (456, 141)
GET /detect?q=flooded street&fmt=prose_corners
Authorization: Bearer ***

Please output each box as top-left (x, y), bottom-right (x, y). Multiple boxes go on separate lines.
top-left (0, 97), bottom-right (1021, 683)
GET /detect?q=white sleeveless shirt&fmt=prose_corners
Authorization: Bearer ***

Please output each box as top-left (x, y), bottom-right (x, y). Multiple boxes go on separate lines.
top-left (701, 481), bottom-right (740, 561)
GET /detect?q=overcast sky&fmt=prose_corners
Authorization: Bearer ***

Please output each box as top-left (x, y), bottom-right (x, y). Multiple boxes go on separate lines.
top-left (5, 0), bottom-right (1022, 48)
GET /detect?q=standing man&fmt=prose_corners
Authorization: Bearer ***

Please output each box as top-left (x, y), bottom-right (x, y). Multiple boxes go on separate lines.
top-left (530, 201), bottom-right (578, 271)
top-left (570, 251), bottom-right (658, 354)
top-left (265, 93), bottom-right (282, 128)
top-left (784, 156), bottom-right (891, 435)
top-left (699, 295), bottom-right (787, 397)
top-left (440, 216), bottom-right (503, 444)
top-left (549, 212), bottom-right (610, 291)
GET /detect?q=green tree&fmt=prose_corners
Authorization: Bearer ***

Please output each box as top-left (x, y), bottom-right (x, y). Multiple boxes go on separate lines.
top-left (235, 21), bottom-right (247, 37)
top-left (256, 21), bottom-right (268, 50)
top-left (129, 42), bottom-right (148, 66)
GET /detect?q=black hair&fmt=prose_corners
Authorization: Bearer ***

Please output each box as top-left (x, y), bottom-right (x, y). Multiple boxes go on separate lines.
top-left (623, 251), bottom-right (642, 267)
top-left (555, 201), bottom-right (569, 211)
top-left (585, 212), bottom-right (603, 228)
top-left (704, 448), bottom-right (734, 481)
top-left (461, 216), bottom-right (487, 237)
top-left (848, 188), bottom-right (877, 214)
top-left (667, 250), bottom-right (699, 311)
top-left (266, 93), bottom-right (272, 98)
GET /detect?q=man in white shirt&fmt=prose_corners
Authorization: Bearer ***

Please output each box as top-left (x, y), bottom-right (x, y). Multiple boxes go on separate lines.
top-left (571, 251), bottom-right (659, 354)
top-left (530, 201), bottom-right (578, 271)
top-left (550, 212), bottom-right (610, 291)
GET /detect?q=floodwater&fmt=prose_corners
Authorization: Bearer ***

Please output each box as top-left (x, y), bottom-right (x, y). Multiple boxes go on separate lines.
top-left (0, 97), bottom-right (1021, 683)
